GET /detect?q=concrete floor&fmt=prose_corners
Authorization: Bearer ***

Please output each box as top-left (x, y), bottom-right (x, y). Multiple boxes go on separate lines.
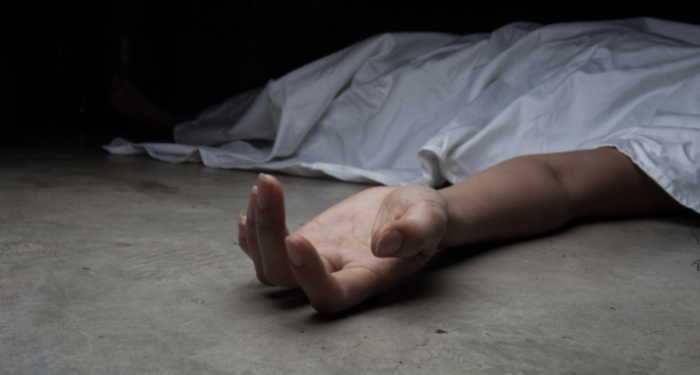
top-left (1, 148), bottom-right (699, 375)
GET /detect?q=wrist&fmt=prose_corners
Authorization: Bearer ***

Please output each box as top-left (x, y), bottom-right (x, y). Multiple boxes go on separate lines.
top-left (436, 185), bottom-right (477, 248)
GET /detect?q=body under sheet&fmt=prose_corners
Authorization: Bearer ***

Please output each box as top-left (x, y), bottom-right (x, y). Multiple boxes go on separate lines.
top-left (105, 18), bottom-right (700, 213)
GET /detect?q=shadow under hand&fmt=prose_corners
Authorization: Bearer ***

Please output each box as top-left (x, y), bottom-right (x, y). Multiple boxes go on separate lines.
top-left (261, 288), bottom-right (310, 310)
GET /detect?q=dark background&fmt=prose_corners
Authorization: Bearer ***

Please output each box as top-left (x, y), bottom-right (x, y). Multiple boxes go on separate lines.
top-left (2, 0), bottom-right (699, 150)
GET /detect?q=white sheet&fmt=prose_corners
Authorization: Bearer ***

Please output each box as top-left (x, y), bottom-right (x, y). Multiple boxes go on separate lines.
top-left (104, 18), bottom-right (700, 213)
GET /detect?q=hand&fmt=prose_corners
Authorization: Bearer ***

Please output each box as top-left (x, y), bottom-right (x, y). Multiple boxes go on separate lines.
top-left (238, 174), bottom-right (449, 313)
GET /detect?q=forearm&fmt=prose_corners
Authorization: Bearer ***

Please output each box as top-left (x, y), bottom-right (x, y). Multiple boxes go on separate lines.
top-left (437, 148), bottom-right (685, 248)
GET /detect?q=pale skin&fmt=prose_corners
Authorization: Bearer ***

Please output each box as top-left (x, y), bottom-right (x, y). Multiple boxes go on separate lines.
top-left (238, 147), bottom-right (686, 314)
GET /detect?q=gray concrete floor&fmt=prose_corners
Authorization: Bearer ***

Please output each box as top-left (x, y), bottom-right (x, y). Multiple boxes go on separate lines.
top-left (1, 148), bottom-right (699, 375)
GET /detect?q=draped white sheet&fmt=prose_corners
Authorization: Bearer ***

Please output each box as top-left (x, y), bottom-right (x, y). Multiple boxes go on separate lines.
top-left (105, 18), bottom-right (700, 213)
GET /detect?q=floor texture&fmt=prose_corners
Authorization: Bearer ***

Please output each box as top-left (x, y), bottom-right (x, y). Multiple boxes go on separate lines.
top-left (1, 149), bottom-right (699, 374)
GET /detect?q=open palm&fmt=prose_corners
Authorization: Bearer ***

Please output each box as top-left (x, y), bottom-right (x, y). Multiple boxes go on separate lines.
top-left (238, 174), bottom-right (448, 313)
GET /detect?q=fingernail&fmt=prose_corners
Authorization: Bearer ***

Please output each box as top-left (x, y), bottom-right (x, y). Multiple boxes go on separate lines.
top-left (257, 173), bottom-right (271, 210)
top-left (285, 237), bottom-right (304, 267)
top-left (238, 214), bottom-right (247, 237)
top-left (375, 230), bottom-right (403, 257)
top-left (247, 186), bottom-right (257, 221)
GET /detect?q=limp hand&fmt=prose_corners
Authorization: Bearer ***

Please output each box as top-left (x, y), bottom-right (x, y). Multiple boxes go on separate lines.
top-left (238, 174), bottom-right (448, 313)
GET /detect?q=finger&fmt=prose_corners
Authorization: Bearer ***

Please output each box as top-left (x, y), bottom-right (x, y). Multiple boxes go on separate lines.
top-left (286, 235), bottom-right (406, 313)
top-left (245, 185), bottom-right (272, 285)
top-left (238, 214), bottom-right (249, 256)
top-left (285, 235), bottom-right (370, 314)
top-left (371, 199), bottom-right (447, 259)
top-left (255, 174), bottom-right (297, 287)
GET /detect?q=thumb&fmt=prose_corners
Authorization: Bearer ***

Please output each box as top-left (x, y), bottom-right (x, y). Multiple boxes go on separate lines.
top-left (371, 201), bottom-right (447, 259)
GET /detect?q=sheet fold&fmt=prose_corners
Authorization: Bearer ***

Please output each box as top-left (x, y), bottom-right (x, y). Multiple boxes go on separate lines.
top-left (105, 18), bottom-right (700, 213)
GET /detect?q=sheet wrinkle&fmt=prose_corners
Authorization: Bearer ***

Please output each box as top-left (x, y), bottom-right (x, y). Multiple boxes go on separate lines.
top-left (106, 18), bottom-right (700, 213)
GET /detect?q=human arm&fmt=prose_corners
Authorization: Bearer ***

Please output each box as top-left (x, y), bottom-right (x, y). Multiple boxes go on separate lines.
top-left (238, 148), bottom-right (686, 313)
top-left (438, 147), bottom-right (685, 247)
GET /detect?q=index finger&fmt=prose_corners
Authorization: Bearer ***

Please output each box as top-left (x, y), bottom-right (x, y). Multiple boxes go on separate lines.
top-left (255, 174), bottom-right (296, 287)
